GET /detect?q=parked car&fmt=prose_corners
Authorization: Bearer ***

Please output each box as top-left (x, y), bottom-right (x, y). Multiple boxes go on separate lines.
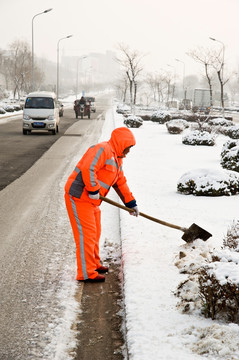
top-left (0, 107), bottom-right (6, 114)
top-left (22, 91), bottom-right (60, 135)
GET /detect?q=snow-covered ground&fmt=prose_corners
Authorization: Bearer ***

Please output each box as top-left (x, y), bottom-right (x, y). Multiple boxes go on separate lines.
top-left (42, 106), bottom-right (239, 359)
top-left (100, 110), bottom-right (239, 360)
top-left (2, 103), bottom-right (239, 359)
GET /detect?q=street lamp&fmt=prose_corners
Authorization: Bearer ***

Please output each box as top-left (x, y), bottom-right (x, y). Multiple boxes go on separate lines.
top-left (76, 56), bottom-right (87, 99)
top-left (175, 58), bottom-right (186, 99)
top-left (209, 36), bottom-right (225, 115)
top-left (31, 8), bottom-right (53, 91)
top-left (56, 35), bottom-right (73, 99)
top-left (167, 64), bottom-right (176, 101)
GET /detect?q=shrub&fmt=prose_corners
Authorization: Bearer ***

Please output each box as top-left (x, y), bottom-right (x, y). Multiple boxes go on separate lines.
top-left (175, 225), bottom-right (239, 324)
top-left (199, 258), bottom-right (239, 322)
top-left (166, 119), bottom-right (189, 134)
top-left (221, 139), bottom-right (239, 172)
top-left (208, 118), bottom-right (233, 127)
top-left (223, 220), bottom-right (239, 251)
top-left (182, 130), bottom-right (215, 146)
top-left (224, 125), bottom-right (239, 139)
top-left (123, 115), bottom-right (143, 128)
top-left (151, 110), bottom-right (172, 123)
top-left (177, 168), bottom-right (239, 196)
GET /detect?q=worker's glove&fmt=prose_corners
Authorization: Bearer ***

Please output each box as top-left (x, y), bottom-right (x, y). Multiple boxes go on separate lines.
top-left (130, 206), bottom-right (139, 217)
top-left (88, 190), bottom-right (100, 200)
top-left (125, 200), bottom-right (139, 217)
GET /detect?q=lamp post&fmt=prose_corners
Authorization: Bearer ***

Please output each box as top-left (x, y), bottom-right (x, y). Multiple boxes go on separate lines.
top-left (209, 37), bottom-right (225, 115)
top-left (167, 64), bottom-right (176, 101)
top-left (76, 56), bottom-right (87, 99)
top-left (175, 58), bottom-right (186, 99)
top-left (56, 35), bottom-right (73, 99)
top-left (31, 8), bottom-right (52, 91)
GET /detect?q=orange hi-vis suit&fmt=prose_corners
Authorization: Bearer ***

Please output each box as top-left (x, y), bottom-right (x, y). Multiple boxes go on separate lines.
top-left (65, 127), bottom-right (137, 280)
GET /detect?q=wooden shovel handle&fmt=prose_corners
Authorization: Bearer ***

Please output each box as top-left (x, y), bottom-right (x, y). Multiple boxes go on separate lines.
top-left (100, 195), bottom-right (186, 232)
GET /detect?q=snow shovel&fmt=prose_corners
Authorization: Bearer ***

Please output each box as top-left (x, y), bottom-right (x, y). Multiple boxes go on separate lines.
top-left (100, 195), bottom-right (212, 243)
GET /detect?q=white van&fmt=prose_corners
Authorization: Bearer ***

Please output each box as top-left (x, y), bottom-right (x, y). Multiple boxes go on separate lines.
top-left (22, 91), bottom-right (60, 135)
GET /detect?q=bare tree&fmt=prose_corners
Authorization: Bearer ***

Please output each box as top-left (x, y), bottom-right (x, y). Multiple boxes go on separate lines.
top-left (115, 44), bottom-right (144, 109)
top-left (7, 40), bottom-right (32, 98)
top-left (114, 75), bottom-right (128, 102)
top-left (5, 40), bottom-right (44, 98)
top-left (187, 47), bottom-right (216, 107)
top-left (145, 72), bottom-right (168, 105)
top-left (211, 47), bottom-right (229, 111)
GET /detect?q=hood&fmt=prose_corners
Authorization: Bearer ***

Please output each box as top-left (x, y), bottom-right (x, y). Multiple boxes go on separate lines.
top-left (109, 127), bottom-right (136, 157)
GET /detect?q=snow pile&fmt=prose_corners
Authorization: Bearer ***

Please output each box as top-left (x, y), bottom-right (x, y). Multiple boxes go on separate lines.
top-left (182, 323), bottom-right (239, 358)
top-left (177, 168), bottom-right (239, 196)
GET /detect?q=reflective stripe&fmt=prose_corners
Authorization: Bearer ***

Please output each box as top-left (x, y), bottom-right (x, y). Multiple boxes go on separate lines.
top-left (105, 158), bottom-right (119, 169)
top-left (90, 147), bottom-right (104, 186)
top-left (99, 180), bottom-right (110, 190)
top-left (74, 166), bottom-right (80, 174)
top-left (119, 165), bottom-right (123, 171)
top-left (70, 196), bottom-right (88, 279)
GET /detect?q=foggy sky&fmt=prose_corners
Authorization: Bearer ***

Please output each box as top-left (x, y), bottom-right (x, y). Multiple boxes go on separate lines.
top-left (1, 0), bottom-right (239, 77)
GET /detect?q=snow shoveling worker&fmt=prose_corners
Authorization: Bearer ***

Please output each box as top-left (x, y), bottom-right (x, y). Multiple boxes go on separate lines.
top-left (65, 127), bottom-right (139, 283)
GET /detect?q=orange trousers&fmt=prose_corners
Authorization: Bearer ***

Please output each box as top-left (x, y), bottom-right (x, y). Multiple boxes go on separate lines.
top-left (65, 192), bottom-right (101, 280)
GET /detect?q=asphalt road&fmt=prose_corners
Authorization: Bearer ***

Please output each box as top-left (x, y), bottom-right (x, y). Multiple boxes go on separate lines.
top-left (0, 96), bottom-right (115, 359)
top-left (0, 105), bottom-right (98, 190)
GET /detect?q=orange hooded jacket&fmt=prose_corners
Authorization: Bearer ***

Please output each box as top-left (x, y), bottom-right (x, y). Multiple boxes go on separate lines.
top-left (64, 127), bottom-right (136, 206)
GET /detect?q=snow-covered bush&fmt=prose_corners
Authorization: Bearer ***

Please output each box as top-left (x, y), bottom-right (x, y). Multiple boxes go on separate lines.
top-left (175, 225), bottom-right (239, 323)
top-left (223, 124), bottom-right (239, 139)
top-left (223, 220), bottom-right (239, 251)
top-left (177, 168), bottom-right (239, 196)
top-left (208, 117), bottom-right (233, 127)
top-left (116, 103), bottom-right (131, 114)
top-left (151, 110), bottom-right (172, 123)
top-left (123, 115), bottom-right (143, 128)
top-left (166, 119), bottom-right (189, 134)
top-left (198, 251), bottom-right (239, 322)
top-left (221, 139), bottom-right (239, 172)
top-left (182, 130), bottom-right (215, 146)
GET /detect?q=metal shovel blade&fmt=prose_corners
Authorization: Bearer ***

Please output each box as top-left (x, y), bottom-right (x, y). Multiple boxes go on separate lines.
top-left (181, 223), bottom-right (212, 243)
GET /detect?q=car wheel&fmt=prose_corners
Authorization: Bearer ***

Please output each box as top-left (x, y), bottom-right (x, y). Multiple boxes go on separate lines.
top-left (52, 129), bottom-right (56, 135)
top-left (23, 129), bottom-right (28, 135)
